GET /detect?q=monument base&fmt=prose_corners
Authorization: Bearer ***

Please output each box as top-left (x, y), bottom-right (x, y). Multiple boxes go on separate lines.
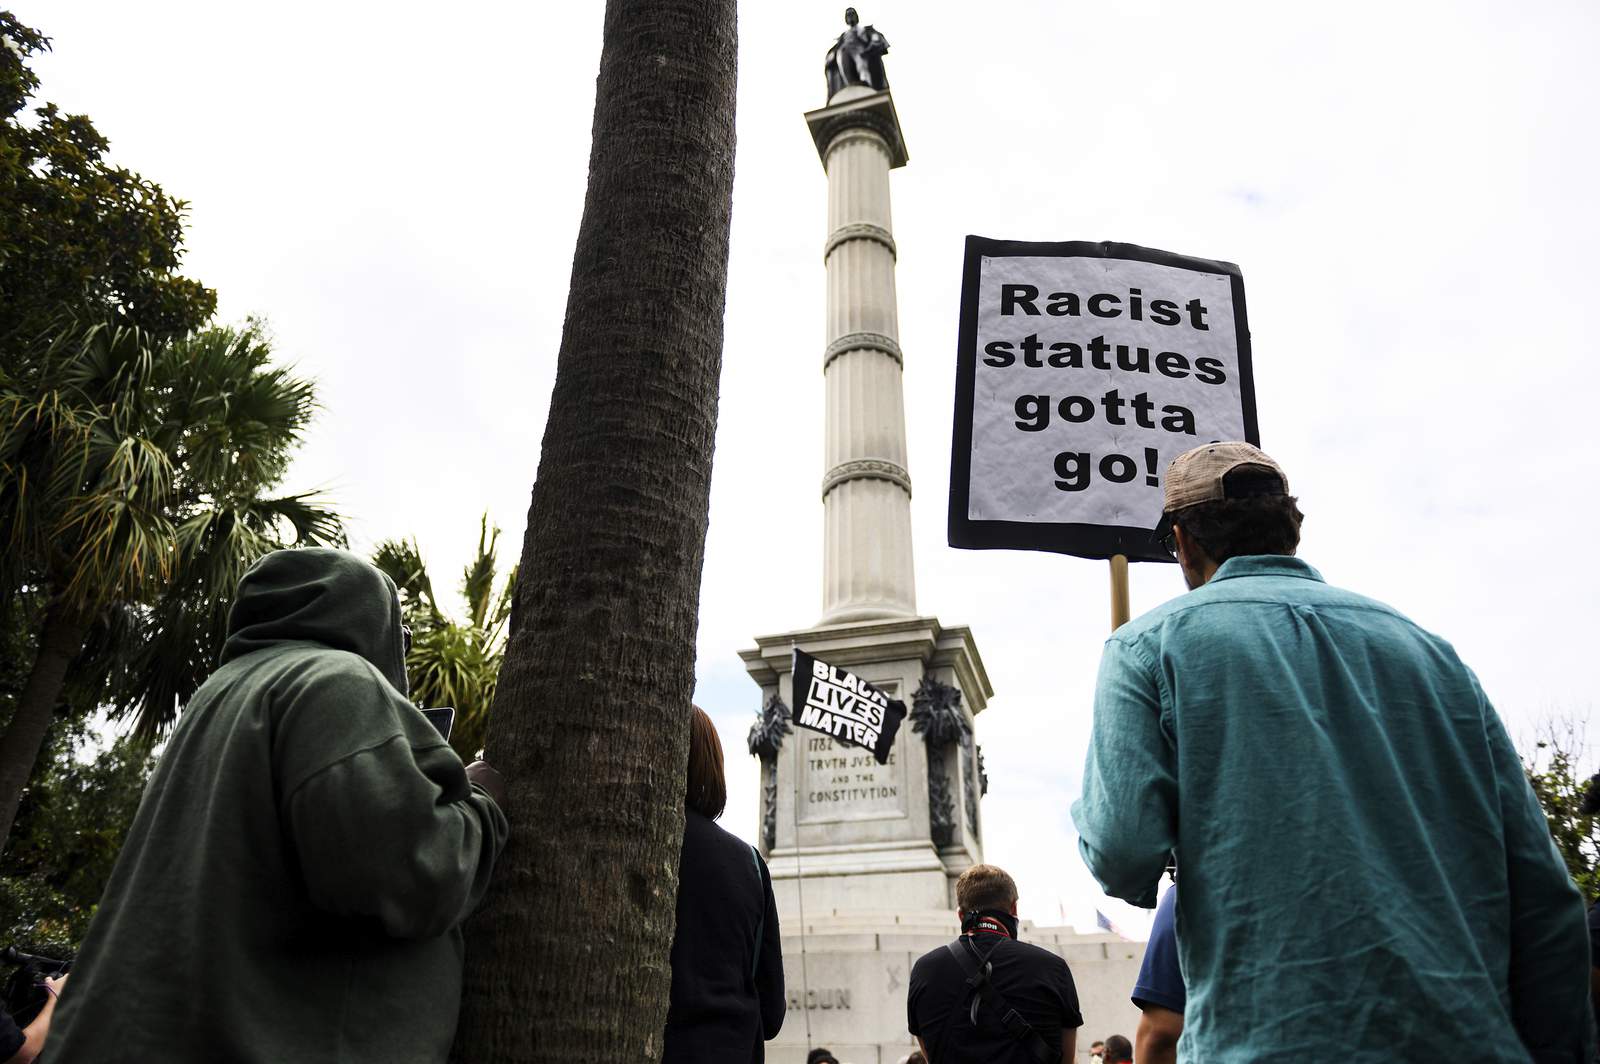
top-left (768, 911), bottom-right (1148, 1064)
top-left (768, 840), bottom-right (950, 916)
top-left (742, 615), bottom-right (992, 920)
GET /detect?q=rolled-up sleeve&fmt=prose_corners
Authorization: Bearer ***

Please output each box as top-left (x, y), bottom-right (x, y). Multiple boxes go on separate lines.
top-left (1071, 637), bottom-right (1176, 909)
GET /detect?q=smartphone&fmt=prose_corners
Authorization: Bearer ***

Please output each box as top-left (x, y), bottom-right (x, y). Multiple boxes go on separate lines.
top-left (421, 707), bottom-right (456, 740)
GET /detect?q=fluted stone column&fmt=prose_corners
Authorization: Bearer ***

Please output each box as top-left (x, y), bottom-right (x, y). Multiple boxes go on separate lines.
top-left (808, 86), bottom-right (915, 624)
top-left (733, 46), bottom-right (1032, 1061)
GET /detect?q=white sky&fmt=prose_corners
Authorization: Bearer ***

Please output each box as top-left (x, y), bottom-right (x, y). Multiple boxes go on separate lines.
top-left (26, 0), bottom-right (1600, 936)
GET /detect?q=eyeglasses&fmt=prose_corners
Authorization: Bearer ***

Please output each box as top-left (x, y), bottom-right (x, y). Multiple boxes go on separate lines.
top-left (1161, 528), bottom-right (1178, 558)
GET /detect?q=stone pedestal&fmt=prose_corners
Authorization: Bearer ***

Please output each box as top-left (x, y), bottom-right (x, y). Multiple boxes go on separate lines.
top-left (741, 617), bottom-right (992, 919)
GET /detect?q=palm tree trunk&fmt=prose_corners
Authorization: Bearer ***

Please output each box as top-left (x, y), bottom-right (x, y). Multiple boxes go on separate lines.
top-left (0, 600), bottom-right (87, 853)
top-left (449, 0), bottom-right (737, 1060)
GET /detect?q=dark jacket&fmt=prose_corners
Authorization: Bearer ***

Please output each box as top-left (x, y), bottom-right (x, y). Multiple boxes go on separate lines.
top-left (663, 811), bottom-right (784, 1062)
top-left (46, 548), bottom-right (509, 1063)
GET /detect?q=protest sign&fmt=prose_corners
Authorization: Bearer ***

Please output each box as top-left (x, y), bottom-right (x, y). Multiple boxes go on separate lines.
top-left (948, 237), bottom-right (1258, 563)
top-left (790, 650), bottom-right (906, 765)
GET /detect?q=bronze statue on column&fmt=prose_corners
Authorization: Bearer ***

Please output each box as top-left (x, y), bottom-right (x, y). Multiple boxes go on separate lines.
top-left (825, 7), bottom-right (890, 97)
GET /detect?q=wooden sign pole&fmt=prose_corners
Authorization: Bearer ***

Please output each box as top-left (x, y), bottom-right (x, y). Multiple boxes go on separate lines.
top-left (1109, 554), bottom-right (1131, 632)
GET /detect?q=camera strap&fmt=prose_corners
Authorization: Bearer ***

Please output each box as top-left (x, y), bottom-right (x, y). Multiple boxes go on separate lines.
top-left (748, 844), bottom-right (764, 980)
top-left (941, 936), bottom-right (1058, 1064)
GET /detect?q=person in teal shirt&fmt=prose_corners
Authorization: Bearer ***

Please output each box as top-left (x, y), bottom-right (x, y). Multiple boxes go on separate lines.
top-left (1072, 443), bottom-right (1591, 1063)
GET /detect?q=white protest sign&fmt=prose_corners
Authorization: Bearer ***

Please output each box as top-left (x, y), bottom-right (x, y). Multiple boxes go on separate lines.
top-left (948, 238), bottom-right (1258, 562)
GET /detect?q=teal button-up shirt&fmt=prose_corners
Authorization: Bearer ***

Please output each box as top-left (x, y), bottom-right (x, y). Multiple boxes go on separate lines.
top-left (1072, 555), bottom-right (1591, 1063)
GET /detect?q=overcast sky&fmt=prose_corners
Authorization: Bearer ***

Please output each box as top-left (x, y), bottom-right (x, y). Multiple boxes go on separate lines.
top-left (25, 0), bottom-right (1600, 934)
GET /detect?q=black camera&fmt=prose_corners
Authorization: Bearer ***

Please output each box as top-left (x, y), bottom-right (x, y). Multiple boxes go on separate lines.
top-left (2, 946), bottom-right (71, 1026)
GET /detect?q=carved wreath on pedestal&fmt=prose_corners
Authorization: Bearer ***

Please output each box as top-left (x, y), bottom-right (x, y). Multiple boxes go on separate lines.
top-left (964, 743), bottom-right (983, 843)
top-left (910, 675), bottom-right (979, 848)
top-left (747, 693), bottom-right (792, 852)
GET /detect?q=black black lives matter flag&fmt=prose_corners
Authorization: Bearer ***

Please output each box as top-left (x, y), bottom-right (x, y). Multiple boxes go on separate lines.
top-left (790, 650), bottom-right (906, 765)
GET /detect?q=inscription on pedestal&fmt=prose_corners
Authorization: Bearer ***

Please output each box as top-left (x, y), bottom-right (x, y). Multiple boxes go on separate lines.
top-left (786, 987), bottom-right (853, 1011)
top-left (799, 734), bottom-right (906, 824)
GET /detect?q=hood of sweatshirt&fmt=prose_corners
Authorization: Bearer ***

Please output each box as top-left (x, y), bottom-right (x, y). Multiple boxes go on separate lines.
top-left (220, 547), bottom-right (409, 696)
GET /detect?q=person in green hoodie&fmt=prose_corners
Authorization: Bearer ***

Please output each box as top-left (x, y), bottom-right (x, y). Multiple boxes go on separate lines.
top-left (43, 548), bottom-right (509, 1063)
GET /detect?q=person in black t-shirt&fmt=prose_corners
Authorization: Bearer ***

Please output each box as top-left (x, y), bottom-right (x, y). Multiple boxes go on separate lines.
top-left (0, 972), bottom-right (67, 1063)
top-left (907, 864), bottom-right (1082, 1063)
top-left (0, 1011), bottom-right (17, 1064)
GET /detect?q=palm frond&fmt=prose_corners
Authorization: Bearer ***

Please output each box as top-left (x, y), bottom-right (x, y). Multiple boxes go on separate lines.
top-left (461, 514), bottom-right (500, 631)
top-left (372, 538), bottom-right (440, 622)
top-left (57, 494), bottom-right (176, 608)
top-left (120, 495), bottom-right (343, 737)
top-left (157, 325), bottom-right (317, 498)
top-left (375, 515), bottom-right (515, 758)
top-left (488, 564), bottom-right (517, 644)
top-left (406, 622), bottom-right (498, 760)
top-left (237, 492), bottom-right (345, 548)
top-left (0, 308), bottom-right (344, 739)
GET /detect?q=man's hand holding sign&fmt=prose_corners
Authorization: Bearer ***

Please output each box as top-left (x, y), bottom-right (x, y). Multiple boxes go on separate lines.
top-left (948, 237), bottom-right (1260, 626)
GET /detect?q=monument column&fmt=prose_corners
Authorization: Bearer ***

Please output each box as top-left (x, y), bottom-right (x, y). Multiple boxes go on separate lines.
top-left (742, 21), bottom-right (993, 917)
top-left (741, 17), bottom-right (1150, 1058)
top-left (810, 87), bottom-right (915, 624)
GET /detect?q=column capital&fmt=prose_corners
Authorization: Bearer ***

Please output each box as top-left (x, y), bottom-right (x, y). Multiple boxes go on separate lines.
top-left (822, 458), bottom-right (912, 500)
top-left (803, 88), bottom-right (908, 170)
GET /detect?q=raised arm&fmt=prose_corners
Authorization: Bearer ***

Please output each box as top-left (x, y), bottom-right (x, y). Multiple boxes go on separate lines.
top-left (4, 974), bottom-right (65, 1064)
top-left (1071, 638), bottom-right (1177, 908)
top-left (277, 668), bottom-right (508, 940)
top-left (286, 735), bottom-right (507, 939)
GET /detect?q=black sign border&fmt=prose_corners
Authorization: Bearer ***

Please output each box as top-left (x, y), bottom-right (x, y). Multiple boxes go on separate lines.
top-left (948, 236), bottom-right (1259, 564)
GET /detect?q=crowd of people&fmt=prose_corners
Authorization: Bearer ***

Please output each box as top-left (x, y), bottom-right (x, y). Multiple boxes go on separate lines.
top-left (3, 440), bottom-right (1594, 1062)
top-left (662, 441), bottom-right (1595, 1062)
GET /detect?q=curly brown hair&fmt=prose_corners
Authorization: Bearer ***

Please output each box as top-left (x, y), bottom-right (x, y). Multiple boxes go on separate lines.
top-left (1173, 489), bottom-right (1304, 564)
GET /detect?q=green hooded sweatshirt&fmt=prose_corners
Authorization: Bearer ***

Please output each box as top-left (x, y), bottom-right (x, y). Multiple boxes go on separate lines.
top-left (45, 548), bottom-right (508, 1063)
